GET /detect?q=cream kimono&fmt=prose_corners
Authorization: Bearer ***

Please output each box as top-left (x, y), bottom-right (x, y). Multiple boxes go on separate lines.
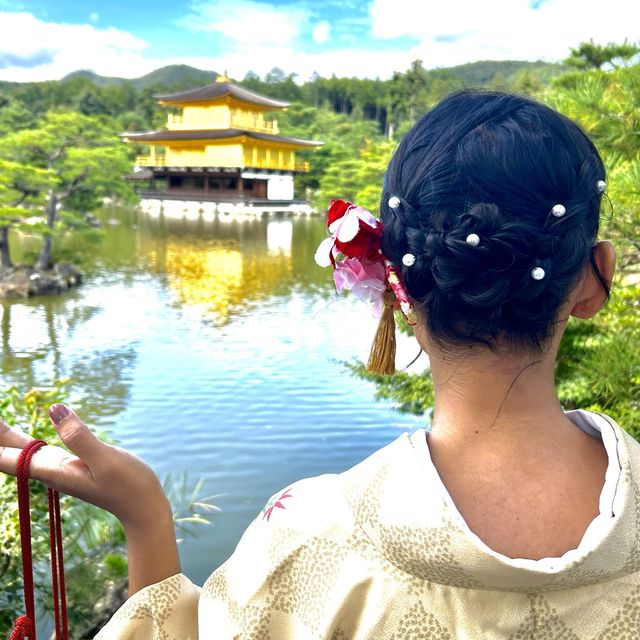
top-left (96, 410), bottom-right (640, 639)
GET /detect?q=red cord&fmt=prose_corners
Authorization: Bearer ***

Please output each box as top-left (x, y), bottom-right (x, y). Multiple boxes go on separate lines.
top-left (10, 439), bottom-right (69, 640)
top-left (49, 487), bottom-right (68, 639)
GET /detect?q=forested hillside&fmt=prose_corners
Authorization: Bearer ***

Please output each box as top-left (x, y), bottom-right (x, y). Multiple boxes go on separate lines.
top-left (0, 58), bottom-right (563, 134)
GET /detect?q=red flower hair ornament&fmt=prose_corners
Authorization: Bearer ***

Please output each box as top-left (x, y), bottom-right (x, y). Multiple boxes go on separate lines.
top-left (315, 200), bottom-right (417, 374)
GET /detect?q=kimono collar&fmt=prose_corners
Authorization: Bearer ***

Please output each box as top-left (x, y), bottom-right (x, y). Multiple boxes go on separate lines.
top-left (349, 410), bottom-right (639, 592)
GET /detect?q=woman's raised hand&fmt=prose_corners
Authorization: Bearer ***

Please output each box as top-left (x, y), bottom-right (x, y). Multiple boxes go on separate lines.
top-left (0, 404), bottom-right (182, 592)
top-left (0, 404), bottom-right (169, 532)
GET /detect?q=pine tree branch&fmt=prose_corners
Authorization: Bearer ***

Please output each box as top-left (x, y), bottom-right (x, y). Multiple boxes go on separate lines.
top-left (58, 170), bottom-right (89, 200)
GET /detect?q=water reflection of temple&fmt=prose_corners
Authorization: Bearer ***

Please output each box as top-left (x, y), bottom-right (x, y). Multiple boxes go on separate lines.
top-left (142, 217), bottom-right (297, 324)
top-left (122, 75), bottom-right (322, 216)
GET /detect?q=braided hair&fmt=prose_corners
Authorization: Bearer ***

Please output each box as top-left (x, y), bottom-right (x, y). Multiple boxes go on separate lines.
top-left (381, 90), bottom-right (608, 352)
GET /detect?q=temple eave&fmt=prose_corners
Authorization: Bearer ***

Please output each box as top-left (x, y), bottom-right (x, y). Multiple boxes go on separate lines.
top-left (153, 82), bottom-right (290, 109)
top-left (122, 129), bottom-right (322, 148)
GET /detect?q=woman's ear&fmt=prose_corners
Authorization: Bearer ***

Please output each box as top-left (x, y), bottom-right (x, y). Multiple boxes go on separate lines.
top-left (570, 241), bottom-right (616, 320)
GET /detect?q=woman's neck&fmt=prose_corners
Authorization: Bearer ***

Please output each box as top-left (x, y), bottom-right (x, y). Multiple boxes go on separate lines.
top-left (423, 342), bottom-right (609, 560)
top-left (426, 344), bottom-right (573, 451)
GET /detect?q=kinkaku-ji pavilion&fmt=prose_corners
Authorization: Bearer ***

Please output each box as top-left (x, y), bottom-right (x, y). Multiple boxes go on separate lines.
top-left (122, 75), bottom-right (322, 214)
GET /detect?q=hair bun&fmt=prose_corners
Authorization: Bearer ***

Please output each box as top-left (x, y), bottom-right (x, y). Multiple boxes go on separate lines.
top-left (430, 203), bottom-right (524, 309)
top-left (380, 90), bottom-right (605, 350)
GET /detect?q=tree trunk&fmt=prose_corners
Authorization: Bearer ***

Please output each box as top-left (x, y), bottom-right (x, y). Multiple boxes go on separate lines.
top-left (387, 121), bottom-right (395, 141)
top-left (45, 303), bottom-right (61, 380)
top-left (35, 192), bottom-right (57, 271)
top-left (0, 226), bottom-right (12, 268)
top-left (1, 301), bottom-right (10, 357)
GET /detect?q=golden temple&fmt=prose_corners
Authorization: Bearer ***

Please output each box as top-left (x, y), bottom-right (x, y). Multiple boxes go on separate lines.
top-left (122, 75), bottom-right (322, 209)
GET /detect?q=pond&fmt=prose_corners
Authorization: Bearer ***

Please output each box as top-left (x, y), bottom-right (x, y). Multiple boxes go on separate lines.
top-left (1, 207), bottom-right (427, 589)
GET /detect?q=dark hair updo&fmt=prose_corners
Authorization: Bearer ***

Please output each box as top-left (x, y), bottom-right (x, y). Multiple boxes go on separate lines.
top-left (381, 90), bottom-right (608, 352)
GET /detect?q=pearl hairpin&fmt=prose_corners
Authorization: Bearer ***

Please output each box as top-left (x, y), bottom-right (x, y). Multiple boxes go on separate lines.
top-left (551, 204), bottom-right (566, 217)
top-left (465, 233), bottom-right (480, 247)
top-left (531, 267), bottom-right (546, 281)
top-left (402, 253), bottom-right (416, 267)
top-left (388, 196), bottom-right (401, 210)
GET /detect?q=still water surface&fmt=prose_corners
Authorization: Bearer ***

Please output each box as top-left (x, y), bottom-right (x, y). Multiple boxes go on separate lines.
top-left (1, 207), bottom-right (427, 586)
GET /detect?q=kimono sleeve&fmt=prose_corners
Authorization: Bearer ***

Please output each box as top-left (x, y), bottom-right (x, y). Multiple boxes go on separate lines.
top-left (94, 573), bottom-right (200, 640)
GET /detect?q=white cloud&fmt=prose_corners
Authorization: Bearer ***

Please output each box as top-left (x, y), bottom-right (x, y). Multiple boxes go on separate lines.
top-left (2, 0), bottom-right (640, 84)
top-left (312, 21), bottom-right (331, 44)
top-left (0, 12), bottom-right (151, 81)
top-left (179, 0), bottom-right (309, 46)
top-left (370, 0), bottom-right (640, 66)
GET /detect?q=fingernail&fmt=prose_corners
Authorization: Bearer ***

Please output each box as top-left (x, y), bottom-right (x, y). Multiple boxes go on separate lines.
top-left (49, 403), bottom-right (71, 425)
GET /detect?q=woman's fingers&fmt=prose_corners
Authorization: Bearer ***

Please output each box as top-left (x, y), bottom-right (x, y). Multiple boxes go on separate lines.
top-left (0, 406), bottom-right (105, 494)
top-left (0, 416), bottom-right (88, 491)
top-left (48, 404), bottom-right (109, 469)
top-left (1, 405), bottom-right (167, 527)
top-left (0, 417), bottom-right (34, 448)
top-left (0, 418), bottom-right (34, 475)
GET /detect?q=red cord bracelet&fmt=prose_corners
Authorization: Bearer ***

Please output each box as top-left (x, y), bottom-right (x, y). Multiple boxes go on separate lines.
top-left (10, 439), bottom-right (68, 640)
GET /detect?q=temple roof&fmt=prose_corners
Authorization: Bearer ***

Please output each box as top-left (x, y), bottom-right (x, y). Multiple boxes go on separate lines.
top-left (154, 82), bottom-right (290, 109)
top-left (121, 128), bottom-right (323, 147)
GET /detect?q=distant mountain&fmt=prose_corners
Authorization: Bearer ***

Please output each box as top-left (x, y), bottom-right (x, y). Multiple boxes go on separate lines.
top-left (63, 70), bottom-right (129, 87)
top-left (134, 65), bottom-right (217, 90)
top-left (4, 60), bottom-right (566, 97)
top-left (437, 60), bottom-right (566, 85)
top-left (60, 65), bottom-right (218, 92)
top-left (52, 60), bottom-right (564, 92)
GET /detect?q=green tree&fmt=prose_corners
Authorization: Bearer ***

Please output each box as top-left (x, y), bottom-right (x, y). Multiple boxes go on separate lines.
top-left (0, 111), bottom-right (134, 271)
top-left (565, 39), bottom-right (640, 70)
top-left (76, 88), bottom-right (109, 116)
top-left (545, 63), bottom-right (640, 258)
top-left (388, 60), bottom-right (430, 135)
top-left (0, 160), bottom-right (51, 268)
top-left (101, 83), bottom-right (137, 116)
top-left (511, 70), bottom-right (544, 96)
top-left (318, 137), bottom-right (395, 211)
top-left (0, 100), bottom-right (36, 135)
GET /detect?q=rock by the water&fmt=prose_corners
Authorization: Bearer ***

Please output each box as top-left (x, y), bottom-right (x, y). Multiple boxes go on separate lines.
top-left (84, 213), bottom-right (102, 227)
top-left (0, 264), bottom-right (83, 298)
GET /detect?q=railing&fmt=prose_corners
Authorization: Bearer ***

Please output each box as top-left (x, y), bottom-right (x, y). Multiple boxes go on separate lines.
top-left (136, 155), bottom-right (166, 167)
top-left (166, 112), bottom-right (279, 134)
top-left (243, 159), bottom-right (309, 172)
top-left (167, 114), bottom-right (228, 130)
top-left (230, 115), bottom-right (279, 134)
top-left (135, 155), bottom-right (309, 172)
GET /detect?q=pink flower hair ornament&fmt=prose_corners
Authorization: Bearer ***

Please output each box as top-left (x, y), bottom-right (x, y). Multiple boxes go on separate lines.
top-left (315, 200), bottom-right (417, 374)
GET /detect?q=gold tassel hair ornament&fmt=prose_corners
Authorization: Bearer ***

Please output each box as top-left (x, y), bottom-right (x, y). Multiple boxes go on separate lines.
top-left (367, 288), bottom-right (397, 375)
top-left (314, 200), bottom-right (417, 377)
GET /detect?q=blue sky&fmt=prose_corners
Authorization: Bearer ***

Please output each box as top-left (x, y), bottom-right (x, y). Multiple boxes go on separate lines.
top-left (0, 0), bottom-right (638, 82)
